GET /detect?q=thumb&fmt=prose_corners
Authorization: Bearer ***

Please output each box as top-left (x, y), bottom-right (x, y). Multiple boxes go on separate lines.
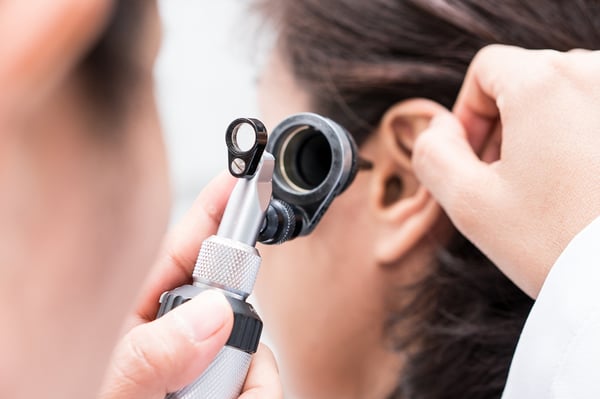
top-left (100, 290), bottom-right (234, 399)
top-left (412, 112), bottom-right (499, 235)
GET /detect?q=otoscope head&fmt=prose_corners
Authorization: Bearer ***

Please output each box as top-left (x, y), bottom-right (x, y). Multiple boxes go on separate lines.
top-left (259, 113), bottom-right (362, 244)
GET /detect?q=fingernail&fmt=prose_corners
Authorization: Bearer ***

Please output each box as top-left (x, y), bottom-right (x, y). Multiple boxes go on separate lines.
top-left (180, 290), bottom-right (232, 342)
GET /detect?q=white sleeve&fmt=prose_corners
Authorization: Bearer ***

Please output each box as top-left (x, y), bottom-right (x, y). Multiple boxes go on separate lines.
top-left (502, 215), bottom-right (600, 399)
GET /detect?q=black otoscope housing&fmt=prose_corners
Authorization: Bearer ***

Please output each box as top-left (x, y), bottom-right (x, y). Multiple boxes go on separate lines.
top-left (259, 113), bottom-right (364, 244)
top-left (155, 113), bottom-right (367, 399)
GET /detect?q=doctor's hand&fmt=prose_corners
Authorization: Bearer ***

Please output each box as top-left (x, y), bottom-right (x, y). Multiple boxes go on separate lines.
top-left (412, 45), bottom-right (600, 298)
top-left (99, 173), bottom-right (283, 399)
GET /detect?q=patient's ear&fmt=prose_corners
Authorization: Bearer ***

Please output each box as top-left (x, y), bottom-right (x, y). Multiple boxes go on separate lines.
top-left (368, 99), bottom-right (448, 264)
top-left (0, 0), bottom-right (111, 112)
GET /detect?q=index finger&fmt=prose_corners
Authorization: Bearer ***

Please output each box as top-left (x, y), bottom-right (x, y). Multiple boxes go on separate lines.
top-left (137, 171), bottom-right (236, 322)
top-left (452, 45), bottom-right (529, 151)
top-left (239, 344), bottom-right (283, 399)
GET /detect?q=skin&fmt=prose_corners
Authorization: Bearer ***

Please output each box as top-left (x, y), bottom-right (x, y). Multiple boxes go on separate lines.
top-left (255, 52), bottom-right (451, 399)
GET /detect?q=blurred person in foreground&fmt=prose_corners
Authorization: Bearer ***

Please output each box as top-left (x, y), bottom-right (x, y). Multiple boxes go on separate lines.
top-left (0, 1), bottom-right (280, 398)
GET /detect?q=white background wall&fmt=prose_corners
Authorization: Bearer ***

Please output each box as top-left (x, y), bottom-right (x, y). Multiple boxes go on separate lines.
top-left (156, 0), bottom-right (262, 222)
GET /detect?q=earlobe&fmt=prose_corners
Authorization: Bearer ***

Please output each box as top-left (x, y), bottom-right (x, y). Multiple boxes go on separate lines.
top-left (370, 99), bottom-right (448, 264)
top-left (374, 185), bottom-right (441, 265)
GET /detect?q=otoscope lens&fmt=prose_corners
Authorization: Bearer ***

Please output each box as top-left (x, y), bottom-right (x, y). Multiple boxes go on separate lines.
top-left (263, 112), bottom-right (360, 241)
top-left (296, 131), bottom-right (332, 188)
top-left (283, 127), bottom-right (333, 191)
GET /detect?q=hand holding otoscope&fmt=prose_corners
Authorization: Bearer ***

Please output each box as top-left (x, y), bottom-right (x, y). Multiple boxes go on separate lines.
top-left (155, 113), bottom-right (371, 398)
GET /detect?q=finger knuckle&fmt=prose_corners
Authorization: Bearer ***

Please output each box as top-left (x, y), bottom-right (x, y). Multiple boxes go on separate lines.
top-left (471, 45), bottom-right (532, 102)
top-left (542, 49), bottom-right (572, 76)
top-left (567, 50), bottom-right (600, 81)
top-left (474, 44), bottom-right (505, 63)
top-left (536, 49), bottom-right (595, 89)
top-left (473, 44), bottom-right (522, 71)
top-left (499, 50), bottom-right (560, 109)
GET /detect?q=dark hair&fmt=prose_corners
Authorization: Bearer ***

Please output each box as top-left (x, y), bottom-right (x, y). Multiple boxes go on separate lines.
top-left (255, 1), bottom-right (600, 398)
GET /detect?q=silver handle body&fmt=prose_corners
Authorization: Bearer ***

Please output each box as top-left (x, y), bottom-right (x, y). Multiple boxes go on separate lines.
top-left (163, 154), bottom-right (273, 399)
top-left (166, 347), bottom-right (252, 399)
top-left (163, 235), bottom-right (262, 399)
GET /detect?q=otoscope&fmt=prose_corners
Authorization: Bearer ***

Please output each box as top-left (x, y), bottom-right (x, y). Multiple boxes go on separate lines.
top-left (156, 113), bottom-right (370, 399)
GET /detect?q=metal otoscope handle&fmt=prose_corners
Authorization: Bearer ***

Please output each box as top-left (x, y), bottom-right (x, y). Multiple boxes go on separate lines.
top-left (156, 118), bottom-right (272, 399)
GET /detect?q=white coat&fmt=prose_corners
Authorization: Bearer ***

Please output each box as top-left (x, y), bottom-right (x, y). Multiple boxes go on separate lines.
top-left (503, 216), bottom-right (600, 398)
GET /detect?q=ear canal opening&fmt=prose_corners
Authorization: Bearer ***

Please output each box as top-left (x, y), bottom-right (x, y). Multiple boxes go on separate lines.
top-left (382, 176), bottom-right (404, 207)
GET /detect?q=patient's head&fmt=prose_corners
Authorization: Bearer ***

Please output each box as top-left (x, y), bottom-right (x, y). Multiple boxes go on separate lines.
top-left (253, 1), bottom-right (600, 398)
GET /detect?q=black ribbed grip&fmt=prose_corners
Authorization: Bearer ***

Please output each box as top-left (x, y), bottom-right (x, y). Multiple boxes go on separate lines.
top-left (258, 199), bottom-right (298, 245)
top-left (157, 285), bottom-right (197, 317)
top-left (157, 285), bottom-right (263, 354)
top-left (227, 299), bottom-right (263, 354)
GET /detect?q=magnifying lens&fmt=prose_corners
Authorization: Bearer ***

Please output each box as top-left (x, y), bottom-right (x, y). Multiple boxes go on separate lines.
top-left (259, 113), bottom-right (371, 244)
